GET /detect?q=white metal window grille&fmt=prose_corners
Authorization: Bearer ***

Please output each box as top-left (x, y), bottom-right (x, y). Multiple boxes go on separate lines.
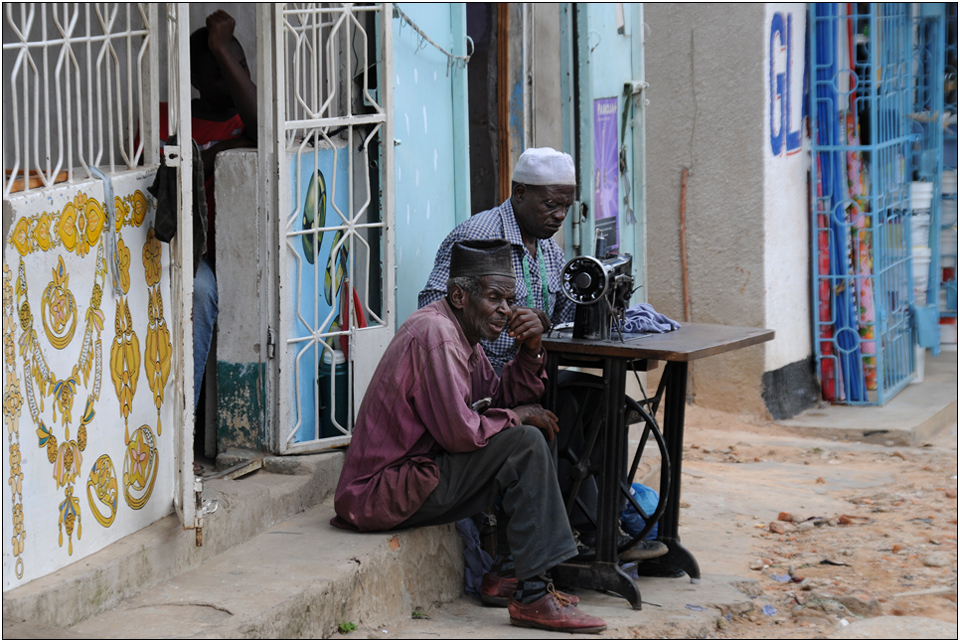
top-left (2, 3), bottom-right (159, 197)
top-left (275, 3), bottom-right (393, 452)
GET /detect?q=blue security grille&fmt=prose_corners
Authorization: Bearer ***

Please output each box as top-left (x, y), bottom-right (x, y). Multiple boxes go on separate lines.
top-left (910, 4), bottom-right (946, 356)
top-left (809, 4), bottom-right (915, 405)
top-left (941, 5), bottom-right (958, 329)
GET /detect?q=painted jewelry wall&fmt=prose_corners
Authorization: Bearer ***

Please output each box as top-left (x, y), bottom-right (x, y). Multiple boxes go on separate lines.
top-left (4, 172), bottom-right (175, 590)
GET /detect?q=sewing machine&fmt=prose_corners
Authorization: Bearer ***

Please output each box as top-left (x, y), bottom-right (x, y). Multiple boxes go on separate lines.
top-left (560, 252), bottom-right (634, 341)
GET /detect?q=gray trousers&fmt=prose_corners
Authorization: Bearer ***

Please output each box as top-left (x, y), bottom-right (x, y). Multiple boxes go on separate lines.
top-left (398, 425), bottom-right (578, 579)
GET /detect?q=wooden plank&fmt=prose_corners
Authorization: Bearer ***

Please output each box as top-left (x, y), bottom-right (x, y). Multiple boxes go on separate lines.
top-left (208, 458), bottom-right (263, 481)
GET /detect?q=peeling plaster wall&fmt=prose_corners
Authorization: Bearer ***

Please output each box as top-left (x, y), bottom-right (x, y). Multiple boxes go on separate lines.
top-left (645, 4), bottom-right (769, 415)
top-left (214, 149), bottom-right (263, 451)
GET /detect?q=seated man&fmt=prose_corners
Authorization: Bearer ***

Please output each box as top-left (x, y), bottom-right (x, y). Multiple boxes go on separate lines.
top-left (418, 147), bottom-right (576, 373)
top-left (332, 239), bottom-right (607, 634)
top-left (418, 148), bottom-right (667, 565)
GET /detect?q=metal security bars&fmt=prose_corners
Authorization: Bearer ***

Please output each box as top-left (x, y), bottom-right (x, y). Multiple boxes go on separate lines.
top-left (274, 3), bottom-right (393, 452)
top-left (909, 4), bottom-right (945, 358)
top-left (940, 6), bottom-right (958, 332)
top-left (809, 3), bottom-right (915, 405)
top-left (2, 3), bottom-right (158, 196)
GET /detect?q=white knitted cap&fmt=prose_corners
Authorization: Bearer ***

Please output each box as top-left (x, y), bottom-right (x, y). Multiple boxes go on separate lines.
top-left (512, 147), bottom-right (576, 186)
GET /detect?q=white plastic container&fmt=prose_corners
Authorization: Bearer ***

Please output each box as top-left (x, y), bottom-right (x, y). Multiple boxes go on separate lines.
top-left (912, 245), bottom-right (932, 300)
top-left (943, 198), bottom-right (958, 226)
top-left (910, 181), bottom-right (934, 219)
top-left (942, 170), bottom-right (957, 195)
top-left (911, 213), bottom-right (931, 247)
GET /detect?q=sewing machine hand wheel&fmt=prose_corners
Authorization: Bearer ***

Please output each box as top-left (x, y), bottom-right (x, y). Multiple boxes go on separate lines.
top-left (555, 375), bottom-right (670, 550)
top-left (618, 397), bottom-right (670, 547)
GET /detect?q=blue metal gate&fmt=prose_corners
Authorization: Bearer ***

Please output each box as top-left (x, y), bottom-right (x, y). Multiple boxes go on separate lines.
top-left (809, 3), bottom-right (916, 405)
top-left (910, 4), bottom-right (947, 356)
top-left (940, 5), bottom-right (958, 338)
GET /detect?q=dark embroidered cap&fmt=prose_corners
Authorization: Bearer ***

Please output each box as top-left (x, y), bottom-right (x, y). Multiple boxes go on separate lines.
top-left (449, 239), bottom-right (515, 279)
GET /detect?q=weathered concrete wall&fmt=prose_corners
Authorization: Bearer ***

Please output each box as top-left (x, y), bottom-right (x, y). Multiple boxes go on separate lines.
top-left (645, 4), bottom-right (769, 415)
top-left (533, 4), bottom-right (563, 151)
top-left (214, 149), bottom-right (264, 451)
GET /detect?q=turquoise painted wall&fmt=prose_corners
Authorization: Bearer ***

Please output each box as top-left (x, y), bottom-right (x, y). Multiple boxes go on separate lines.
top-left (392, 3), bottom-right (470, 325)
top-left (574, 3), bottom-right (646, 295)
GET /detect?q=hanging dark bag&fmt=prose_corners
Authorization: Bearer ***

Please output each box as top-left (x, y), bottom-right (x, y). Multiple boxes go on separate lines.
top-left (146, 135), bottom-right (207, 276)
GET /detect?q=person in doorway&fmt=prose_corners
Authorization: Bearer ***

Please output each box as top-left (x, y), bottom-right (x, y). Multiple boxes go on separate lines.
top-left (332, 239), bottom-right (607, 634)
top-left (417, 148), bottom-right (668, 601)
top-left (157, 10), bottom-right (257, 418)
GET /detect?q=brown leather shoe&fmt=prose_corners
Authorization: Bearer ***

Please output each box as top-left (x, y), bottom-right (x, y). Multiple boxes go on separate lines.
top-left (481, 573), bottom-right (579, 607)
top-left (508, 587), bottom-right (606, 634)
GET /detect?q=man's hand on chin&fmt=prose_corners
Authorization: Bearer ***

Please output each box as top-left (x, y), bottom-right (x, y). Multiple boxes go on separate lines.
top-left (507, 306), bottom-right (546, 357)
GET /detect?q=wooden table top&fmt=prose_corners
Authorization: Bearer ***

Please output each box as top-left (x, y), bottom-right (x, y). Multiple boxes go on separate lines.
top-left (541, 322), bottom-right (775, 363)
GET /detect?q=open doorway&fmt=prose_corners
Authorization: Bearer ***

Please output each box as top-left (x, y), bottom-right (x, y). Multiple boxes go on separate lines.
top-left (466, 3), bottom-right (526, 213)
top-left (466, 3), bottom-right (502, 213)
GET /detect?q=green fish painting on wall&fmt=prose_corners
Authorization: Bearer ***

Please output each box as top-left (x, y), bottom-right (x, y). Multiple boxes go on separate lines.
top-left (299, 167), bottom-right (352, 349)
top-left (301, 170), bottom-right (327, 264)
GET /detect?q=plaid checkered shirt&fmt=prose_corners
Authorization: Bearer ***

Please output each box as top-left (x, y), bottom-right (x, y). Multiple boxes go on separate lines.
top-left (418, 198), bottom-right (575, 371)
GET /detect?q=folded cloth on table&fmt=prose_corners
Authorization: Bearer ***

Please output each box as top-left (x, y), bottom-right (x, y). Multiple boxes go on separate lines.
top-left (621, 303), bottom-right (681, 333)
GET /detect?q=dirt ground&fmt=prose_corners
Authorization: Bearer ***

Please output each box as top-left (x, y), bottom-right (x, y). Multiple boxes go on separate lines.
top-left (675, 404), bottom-right (958, 639)
top-left (385, 403), bottom-right (958, 640)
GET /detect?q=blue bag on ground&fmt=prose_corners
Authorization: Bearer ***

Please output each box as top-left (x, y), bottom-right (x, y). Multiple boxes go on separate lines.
top-left (621, 483), bottom-right (659, 539)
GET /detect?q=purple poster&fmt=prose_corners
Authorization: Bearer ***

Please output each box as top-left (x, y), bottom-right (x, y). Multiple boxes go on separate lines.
top-left (593, 97), bottom-right (619, 254)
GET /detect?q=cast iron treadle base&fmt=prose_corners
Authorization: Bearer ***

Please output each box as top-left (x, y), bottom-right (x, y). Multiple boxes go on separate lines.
top-left (554, 561), bottom-right (642, 610)
top-left (634, 538), bottom-right (700, 580)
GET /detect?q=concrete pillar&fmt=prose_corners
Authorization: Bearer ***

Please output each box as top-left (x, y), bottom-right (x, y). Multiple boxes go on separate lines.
top-left (214, 149), bottom-right (264, 450)
top-left (644, 3), bottom-right (817, 419)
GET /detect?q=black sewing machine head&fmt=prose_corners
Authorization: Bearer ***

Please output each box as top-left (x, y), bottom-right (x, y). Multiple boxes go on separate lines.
top-left (560, 252), bottom-right (634, 340)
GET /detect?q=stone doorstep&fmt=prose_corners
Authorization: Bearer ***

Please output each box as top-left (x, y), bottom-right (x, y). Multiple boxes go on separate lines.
top-left (2, 450), bottom-right (346, 631)
top-left (775, 351), bottom-right (958, 447)
top-left (64, 502), bottom-right (464, 639)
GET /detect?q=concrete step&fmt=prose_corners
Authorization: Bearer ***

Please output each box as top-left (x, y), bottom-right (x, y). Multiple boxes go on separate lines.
top-left (63, 500), bottom-right (463, 639)
top-left (775, 351), bottom-right (957, 446)
top-left (2, 451), bottom-right (349, 630)
top-left (3, 449), bottom-right (465, 639)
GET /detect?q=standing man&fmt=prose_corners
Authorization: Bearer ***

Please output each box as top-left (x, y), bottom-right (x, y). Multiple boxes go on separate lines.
top-left (418, 147), bottom-right (577, 373)
top-left (333, 240), bottom-right (607, 634)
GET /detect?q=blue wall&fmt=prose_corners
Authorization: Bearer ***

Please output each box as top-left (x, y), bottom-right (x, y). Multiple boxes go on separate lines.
top-left (575, 3), bottom-right (644, 272)
top-left (392, 3), bottom-right (469, 325)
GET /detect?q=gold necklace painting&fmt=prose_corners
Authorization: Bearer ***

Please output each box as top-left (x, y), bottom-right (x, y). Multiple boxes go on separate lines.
top-left (4, 187), bottom-right (171, 572)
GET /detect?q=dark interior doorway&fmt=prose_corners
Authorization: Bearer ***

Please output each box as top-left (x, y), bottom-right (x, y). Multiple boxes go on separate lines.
top-left (466, 3), bottom-right (502, 214)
